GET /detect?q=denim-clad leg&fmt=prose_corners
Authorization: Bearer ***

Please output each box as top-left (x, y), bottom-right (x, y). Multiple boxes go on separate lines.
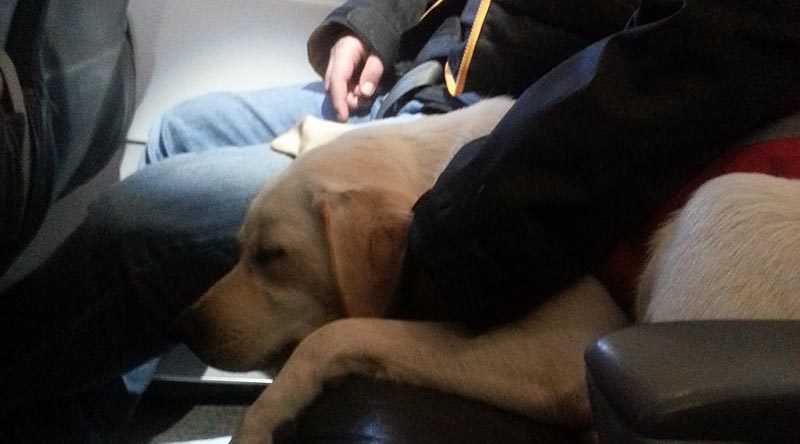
top-left (141, 82), bottom-right (379, 164)
top-left (0, 80), bottom-right (423, 415)
top-left (0, 84), bottom-right (330, 420)
top-left (0, 145), bottom-right (291, 414)
top-left (141, 81), bottom-right (422, 163)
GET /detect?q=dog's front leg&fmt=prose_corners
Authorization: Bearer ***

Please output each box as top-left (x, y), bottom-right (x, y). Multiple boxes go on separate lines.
top-left (231, 318), bottom-right (390, 444)
top-left (232, 277), bottom-right (627, 444)
top-left (232, 317), bottom-right (467, 443)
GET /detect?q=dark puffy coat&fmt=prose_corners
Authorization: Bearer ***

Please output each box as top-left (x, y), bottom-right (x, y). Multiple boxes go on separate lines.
top-left (312, 0), bottom-right (800, 331)
top-left (307, 0), bottom-right (637, 97)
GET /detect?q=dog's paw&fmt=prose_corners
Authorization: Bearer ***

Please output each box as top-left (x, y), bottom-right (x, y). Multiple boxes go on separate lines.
top-left (230, 434), bottom-right (269, 444)
top-left (230, 435), bottom-right (272, 444)
top-left (230, 410), bottom-right (274, 444)
top-left (230, 433), bottom-right (272, 444)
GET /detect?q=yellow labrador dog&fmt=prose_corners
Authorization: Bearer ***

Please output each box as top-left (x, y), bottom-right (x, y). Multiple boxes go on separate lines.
top-left (176, 97), bottom-right (800, 444)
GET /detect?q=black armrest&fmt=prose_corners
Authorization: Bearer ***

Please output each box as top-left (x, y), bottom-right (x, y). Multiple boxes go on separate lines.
top-left (276, 376), bottom-right (581, 444)
top-left (585, 321), bottom-right (800, 443)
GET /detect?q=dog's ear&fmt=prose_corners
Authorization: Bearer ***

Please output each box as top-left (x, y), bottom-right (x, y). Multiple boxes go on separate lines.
top-left (315, 188), bottom-right (413, 317)
top-left (271, 115), bottom-right (354, 158)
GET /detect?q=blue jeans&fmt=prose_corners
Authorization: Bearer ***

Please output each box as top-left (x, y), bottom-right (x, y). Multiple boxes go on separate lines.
top-left (140, 82), bottom-right (386, 165)
top-left (0, 82), bottom-right (422, 440)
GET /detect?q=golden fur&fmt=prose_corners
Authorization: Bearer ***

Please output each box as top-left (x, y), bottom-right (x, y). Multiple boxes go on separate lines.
top-left (175, 99), bottom-right (800, 444)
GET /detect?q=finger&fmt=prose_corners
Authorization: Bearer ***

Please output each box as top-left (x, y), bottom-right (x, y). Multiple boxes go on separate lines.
top-left (353, 94), bottom-right (377, 112)
top-left (324, 36), bottom-right (352, 92)
top-left (358, 53), bottom-right (384, 98)
top-left (324, 38), bottom-right (347, 93)
top-left (349, 86), bottom-right (373, 112)
top-left (327, 36), bottom-right (368, 121)
top-left (328, 51), bottom-right (358, 120)
top-left (324, 52), bottom-right (334, 91)
top-left (346, 90), bottom-right (360, 110)
top-left (329, 68), bottom-right (352, 121)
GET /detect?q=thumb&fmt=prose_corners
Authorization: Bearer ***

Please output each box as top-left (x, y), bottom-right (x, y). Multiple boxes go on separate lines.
top-left (358, 53), bottom-right (384, 98)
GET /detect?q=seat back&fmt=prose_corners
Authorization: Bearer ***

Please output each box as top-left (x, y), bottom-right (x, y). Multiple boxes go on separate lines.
top-left (1, 0), bottom-right (135, 273)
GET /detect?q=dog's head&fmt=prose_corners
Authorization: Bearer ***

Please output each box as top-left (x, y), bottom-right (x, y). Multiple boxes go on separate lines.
top-left (174, 139), bottom-right (413, 372)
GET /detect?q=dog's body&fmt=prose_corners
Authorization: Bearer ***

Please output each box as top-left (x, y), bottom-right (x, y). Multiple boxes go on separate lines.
top-left (637, 172), bottom-right (800, 322)
top-left (177, 98), bottom-right (800, 444)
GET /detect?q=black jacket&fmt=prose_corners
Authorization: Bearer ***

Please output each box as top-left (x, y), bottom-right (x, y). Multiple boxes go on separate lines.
top-left (313, 0), bottom-right (800, 331)
top-left (307, 0), bottom-right (637, 97)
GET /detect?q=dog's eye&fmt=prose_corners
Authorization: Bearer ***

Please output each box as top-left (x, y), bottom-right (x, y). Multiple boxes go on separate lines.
top-left (252, 247), bottom-right (287, 266)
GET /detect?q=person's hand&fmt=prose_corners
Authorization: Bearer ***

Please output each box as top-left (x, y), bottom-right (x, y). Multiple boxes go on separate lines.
top-left (324, 35), bottom-right (384, 122)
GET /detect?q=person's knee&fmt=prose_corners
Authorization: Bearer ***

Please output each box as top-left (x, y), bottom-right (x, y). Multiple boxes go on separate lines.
top-left (96, 145), bottom-right (290, 242)
top-left (143, 92), bottom-right (239, 166)
top-left (81, 176), bottom-right (174, 249)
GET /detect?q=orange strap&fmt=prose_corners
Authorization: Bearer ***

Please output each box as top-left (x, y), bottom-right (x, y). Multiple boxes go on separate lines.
top-left (446, 0), bottom-right (491, 95)
top-left (420, 0), bottom-right (448, 21)
top-left (419, 0), bottom-right (493, 96)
